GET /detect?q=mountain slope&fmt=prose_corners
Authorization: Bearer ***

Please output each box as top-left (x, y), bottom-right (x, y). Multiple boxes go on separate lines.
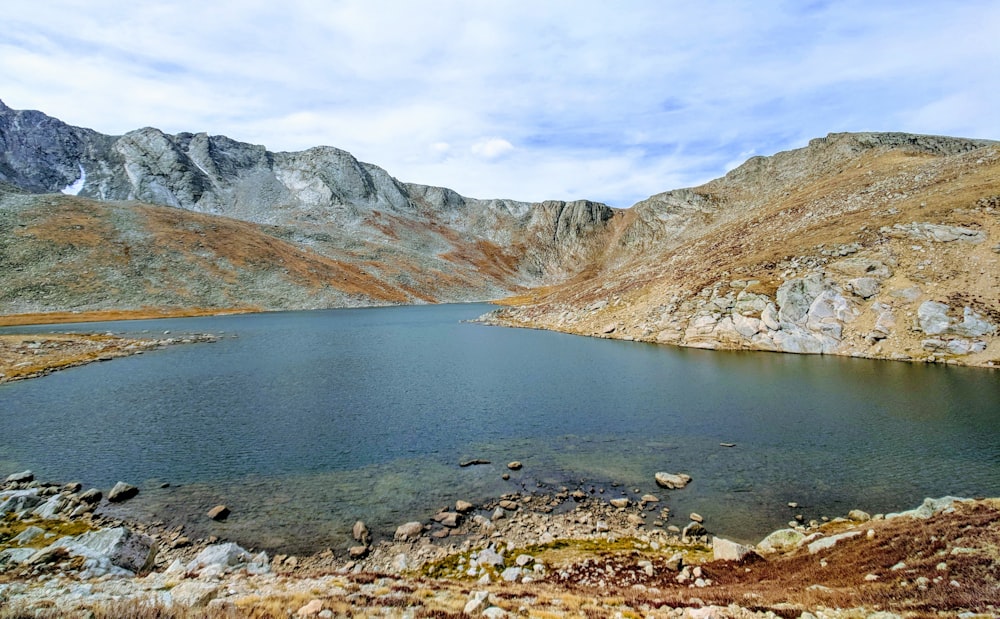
top-left (485, 133), bottom-right (1000, 367)
top-left (0, 100), bottom-right (620, 311)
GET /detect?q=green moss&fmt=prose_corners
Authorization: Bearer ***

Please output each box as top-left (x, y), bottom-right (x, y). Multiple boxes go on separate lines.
top-left (0, 513), bottom-right (96, 550)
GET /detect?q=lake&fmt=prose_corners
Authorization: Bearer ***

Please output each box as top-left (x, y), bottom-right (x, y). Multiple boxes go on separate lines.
top-left (1, 303), bottom-right (998, 553)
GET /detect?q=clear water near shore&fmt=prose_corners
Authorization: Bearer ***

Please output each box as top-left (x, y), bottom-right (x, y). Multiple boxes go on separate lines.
top-left (1, 303), bottom-right (998, 553)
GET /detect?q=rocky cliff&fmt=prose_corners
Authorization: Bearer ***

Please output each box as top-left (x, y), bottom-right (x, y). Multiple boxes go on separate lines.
top-left (0, 100), bottom-right (619, 312)
top-left (485, 133), bottom-right (1000, 368)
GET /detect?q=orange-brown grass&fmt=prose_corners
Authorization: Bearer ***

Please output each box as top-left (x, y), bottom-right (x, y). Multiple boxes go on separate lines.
top-left (0, 306), bottom-right (257, 327)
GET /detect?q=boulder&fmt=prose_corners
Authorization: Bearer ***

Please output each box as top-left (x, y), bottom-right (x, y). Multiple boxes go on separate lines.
top-left (352, 520), bottom-right (370, 544)
top-left (682, 521), bottom-right (706, 538)
top-left (476, 547), bottom-right (505, 567)
top-left (169, 581), bottom-right (220, 608)
top-left (689, 512), bottom-right (704, 523)
top-left (78, 488), bottom-right (102, 504)
top-left (847, 277), bottom-right (880, 299)
top-left (52, 526), bottom-right (157, 574)
top-left (777, 274), bottom-right (827, 324)
top-left (455, 500), bottom-right (474, 513)
top-left (186, 542), bottom-right (254, 573)
top-left (207, 505), bottom-right (230, 521)
top-left (654, 472), bottom-right (691, 489)
top-left (433, 511), bottom-right (461, 528)
top-left (464, 591), bottom-right (491, 615)
top-left (394, 521), bottom-right (424, 541)
top-left (500, 566), bottom-right (522, 582)
top-left (807, 530), bottom-right (861, 554)
top-left (0, 488), bottom-right (42, 515)
top-left (610, 498), bottom-right (629, 508)
top-left (507, 461), bottom-right (523, 470)
top-left (712, 537), bottom-right (754, 562)
top-left (107, 481), bottom-right (139, 503)
top-left (348, 545), bottom-right (369, 559)
top-left (757, 528), bottom-right (805, 553)
top-left (848, 509), bottom-right (871, 522)
top-left (4, 470), bottom-right (33, 484)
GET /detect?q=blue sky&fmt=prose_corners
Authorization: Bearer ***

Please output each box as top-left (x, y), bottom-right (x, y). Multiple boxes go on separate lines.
top-left (2, 1), bottom-right (998, 207)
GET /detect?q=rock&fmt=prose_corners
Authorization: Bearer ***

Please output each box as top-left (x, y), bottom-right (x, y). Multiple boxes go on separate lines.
top-left (515, 554), bottom-right (534, 567)
top-left (62, 481), bottom-right (82, 493)
top-left (348, 545), bottom-right (368, 559)
top-left (757, 528), bottom-right (805, 553)
top-left (777, 274), bottom-right (827, 324)
top-left (689, 512), bottom-right (704, 523)
top-left (186, 542), bottom-right (253, 573)
top-left (0, 488), bottom-right (42, 515)
top-left (11, 526), bottom-right (46, 546)
top-left (610, 498), bottom-right (629, 508)
top-left (482, 607), bottom-right (509, 619)
top-left (352, 520), bottom-right (370, 544)
top-left (664, 552), bottom-right (684, 571)
top-left (808, 530), bottom-right (862, 554)
top-left (455, 500), bottom-right (474, 513)
top-left (459, 459), bottom-right (491, 467)
top-left (394, 521), bottom-right (424, 541)
top-left (847, 277), bottom-right (880, 299)
top-left (297, 599), bottom-right (324, 616)
top-left (4, 470), bottom-right (33, 484)
top-left (167, 582), bottom-right (220, 608)
top-left (476, 547), bottom-right (505, 567)
top-left (464, 591), bottom-right (491, 615)
top-left (602, 323), bottom-right (617, 334)
top-left (55, 526), bottom-right (157, 574)
top-left (918, 301), bottom-right (951, 335)
top-left (886, 496), bottom-right (970, 519)
top-left (31, 494), bottom-right (68, 519)
top-left (507, 461), bottom-right (523, 470)
top-left (641, 494), bottom-right (660, 503)
top-left (207, 505), bottom-right (230, 521)
top-left (78, 488), bottom-right (102, 504)
top-left (682, 521), bottom-right (706, 538)
top-left (654, 472), bottom-right (691, 489)
top-left (849, 509), bottom-right (871, 522)
top-left (713, 536), bottom-right (754, 561)
top-left (434, 511), bottom-right (461, 528)
top-left (500, 566), bottom-right (523, 582)
top-left (499, 499), bottom-right (519, 511)
top-left (107, 481), bottom-right (139, 503)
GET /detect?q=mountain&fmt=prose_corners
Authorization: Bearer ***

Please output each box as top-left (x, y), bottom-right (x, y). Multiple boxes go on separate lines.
top-left (2, 100), bottom-right (998, 366)
top-left (484, 132), bottom-right (1000, 367)
top-left (0, 99), bottom-right (618, 312)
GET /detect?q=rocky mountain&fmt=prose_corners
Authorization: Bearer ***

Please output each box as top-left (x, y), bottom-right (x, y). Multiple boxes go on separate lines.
top-left (484, 132), bottom-right (1000, 367)
top-left (2, 100), bottom-right (998, 366)
top-left (0, 99), bottom-right (618, 312)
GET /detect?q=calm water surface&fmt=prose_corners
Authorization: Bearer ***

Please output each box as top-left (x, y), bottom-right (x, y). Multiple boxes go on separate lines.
top-left (1, 303), bottom-right (998, 552)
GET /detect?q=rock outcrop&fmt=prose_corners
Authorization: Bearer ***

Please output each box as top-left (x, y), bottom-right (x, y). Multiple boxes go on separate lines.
top-left (484, 132), bottom-right (1000, 367)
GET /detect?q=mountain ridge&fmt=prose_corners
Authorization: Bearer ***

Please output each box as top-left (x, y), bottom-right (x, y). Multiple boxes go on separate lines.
top-left (2, 100), bottom-right (998, 366)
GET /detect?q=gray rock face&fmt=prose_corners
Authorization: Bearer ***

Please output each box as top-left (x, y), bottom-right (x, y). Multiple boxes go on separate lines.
top-left (45, 526), bottom-right (158, 575)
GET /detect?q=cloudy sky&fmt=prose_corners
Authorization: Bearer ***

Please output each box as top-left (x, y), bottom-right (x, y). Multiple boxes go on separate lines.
top-left (2, 1), bottom-right (998, 207)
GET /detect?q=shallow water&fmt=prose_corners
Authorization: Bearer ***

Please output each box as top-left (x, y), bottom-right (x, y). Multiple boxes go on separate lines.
top-left (1, 303), bottom-right (998, 552)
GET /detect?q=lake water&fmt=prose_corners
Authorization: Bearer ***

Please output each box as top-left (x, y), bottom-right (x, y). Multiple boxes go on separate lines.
top-left (1, 303), bottom-right (998, 553)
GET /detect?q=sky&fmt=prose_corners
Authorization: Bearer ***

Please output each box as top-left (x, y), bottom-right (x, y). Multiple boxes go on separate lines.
top-left (2, 1), bottom-right (999, 208)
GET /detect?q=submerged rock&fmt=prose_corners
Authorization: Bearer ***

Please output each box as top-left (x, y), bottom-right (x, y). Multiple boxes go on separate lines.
top-left (654, 472), bottom-right (691, 489)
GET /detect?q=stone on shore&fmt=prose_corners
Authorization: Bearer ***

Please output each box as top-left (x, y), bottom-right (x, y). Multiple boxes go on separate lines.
top-left (610, 498), bottom-right (629, 508)
top-left (690, 512), bottom-right (704, 523)
top-left (77, 488), bottom-right (102, 504)
top-left (808, 530), bottom-right (862, 554)
top-left (207, 504), bottom-right (230, 521)
top-left (46, 526), bottom-right (157, 576)
top-left (4, 470), bottom-right (33, 484)
top-left (0, 488), bottom-right (42, 515)
top-left (394, 521), bottom-right (424, 541)
top-left (349, 545), bottom-right (369, 559)
top-left (107, 481), bottom-right (139, 503)
top-left (352, 520), bottom-right (370, 544)
top-left (757, 528), bottom-right (806, 553)
top-left (507, 461), bottom-right (523, 471)
top-left (654, 472), bottom-right (691, 489)
top-left (455, 500), bottom-right (474, 513)
top-left (713, 536), bottom-right (754, 561)
top-left (186, 542), bottom-right (257, 575)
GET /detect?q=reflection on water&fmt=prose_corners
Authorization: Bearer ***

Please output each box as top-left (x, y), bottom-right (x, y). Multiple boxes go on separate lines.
top-left (2, 304), bottom-right (998, 552)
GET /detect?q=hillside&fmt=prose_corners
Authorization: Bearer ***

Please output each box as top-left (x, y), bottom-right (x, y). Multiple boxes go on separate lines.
top-left (2, 101), bottom-right (998, 367)
top-left (484, 133), bottom-right (1000, 367)
top-left (0, 99), bottom-right (618, 315)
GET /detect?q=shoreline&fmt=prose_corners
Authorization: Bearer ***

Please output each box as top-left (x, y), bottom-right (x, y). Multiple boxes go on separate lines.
top-left (3, 473), bottom-right (999, 617)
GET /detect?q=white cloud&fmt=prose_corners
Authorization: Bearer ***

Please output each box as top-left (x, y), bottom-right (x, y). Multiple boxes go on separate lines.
top-left (470, 138), bottom-right (515, 161)
top-left (1, 0), bottom-right (998, 207)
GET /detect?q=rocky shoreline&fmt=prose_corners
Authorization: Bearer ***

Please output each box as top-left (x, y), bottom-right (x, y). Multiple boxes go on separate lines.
top-left (0, 331), bottom-right (219, 384)
top-left (3, 470), bottom-right (999, 618)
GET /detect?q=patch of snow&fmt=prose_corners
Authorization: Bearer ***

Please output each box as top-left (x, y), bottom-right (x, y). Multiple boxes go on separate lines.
top-left (61, 164), bottom-right (86, 195)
